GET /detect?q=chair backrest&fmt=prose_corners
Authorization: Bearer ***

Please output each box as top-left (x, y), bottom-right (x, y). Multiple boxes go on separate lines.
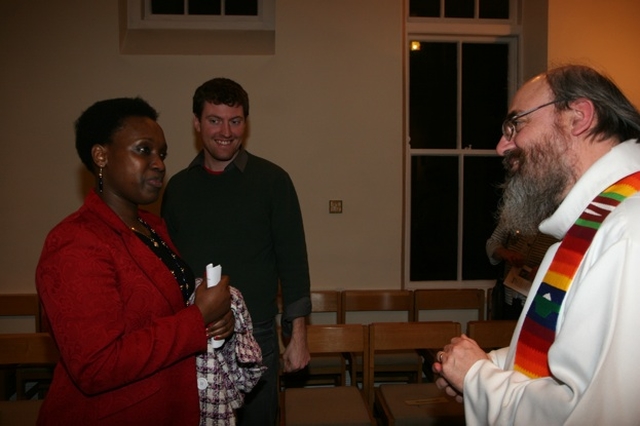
top-left (309, 290), bottom-right (341, 325)
top-left (466, 320), bottom-right (517, 350)
top-left (0, 293), bottom-right (43, 332)
top-left (413, 289), bottom-right (485, 322)
top-left (311, 290), bottom-right (341, 313)
top-left (0, 333), bottom-right (59, 366)
top-left (305, 324), bottom-right (370, 393)
top-left (339, 290), bottom-right (414, 323)
top-left (367, 321), bottom-right (461, 406)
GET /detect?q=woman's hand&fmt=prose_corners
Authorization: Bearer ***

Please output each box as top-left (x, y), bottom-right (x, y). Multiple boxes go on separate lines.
top-left (194, 275), bottom-right (232, 326)
top-left (206, 309), bottom-right (235, 340)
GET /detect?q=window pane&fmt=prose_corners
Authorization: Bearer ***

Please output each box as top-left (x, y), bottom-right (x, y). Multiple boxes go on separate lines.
top-left (462, 156), bottom-right (505, 280)
top-left (445, 0), bottom-right (474, 18)
top-left (151, 0), bottom-right (184, 15)
top-left (189, 0), bottom-right (221, 15)
top-left (461, 43), bottom-right (509, 150)
top-left (409, 0), bottom-right (440, 17)
top-left (479, 0), bottom-right (510, 19)
top-left (409, 42), bottom-right (457, 149)
top-left (225, 0), bottom-right (258, 16)
top-left (410, 156), bottom-right (459, 281)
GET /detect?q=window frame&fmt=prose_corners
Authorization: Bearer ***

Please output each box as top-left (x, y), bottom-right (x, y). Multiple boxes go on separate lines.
top-left (127, 0), bottom-right (275, 31)
top-left (403, 0), bottom-right (522, 290)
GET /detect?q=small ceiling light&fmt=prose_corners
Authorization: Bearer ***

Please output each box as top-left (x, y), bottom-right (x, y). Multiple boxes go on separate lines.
top-left (410, 41), bottom-right (421, 51)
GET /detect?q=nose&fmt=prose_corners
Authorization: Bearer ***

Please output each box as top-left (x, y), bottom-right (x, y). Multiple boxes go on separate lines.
top-left (496, 135), bottom-right (515, 156)
top-left (151, 154), bottom-right (166, 171)
top-left (220, 120), bottom-right (231, 136)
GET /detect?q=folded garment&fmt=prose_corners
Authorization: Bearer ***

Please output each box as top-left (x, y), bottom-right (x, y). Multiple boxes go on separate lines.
top-left (194, 286), bottom-right (266, 425)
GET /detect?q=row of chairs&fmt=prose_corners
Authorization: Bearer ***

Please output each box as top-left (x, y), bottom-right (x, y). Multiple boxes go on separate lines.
top-left (281, 320), bottom-right (516, 425)
top-left (306, 288), bottom-right (486, 324)
top-left (278, 288), bottom-right (488, 388)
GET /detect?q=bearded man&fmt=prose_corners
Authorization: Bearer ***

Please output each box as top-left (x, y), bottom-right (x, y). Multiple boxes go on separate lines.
top-left (433, 65), bottom-right (640, 425)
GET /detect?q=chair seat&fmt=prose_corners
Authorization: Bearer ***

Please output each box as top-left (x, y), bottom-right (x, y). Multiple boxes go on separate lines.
top-left (284, 386), bottom-right (372, 425)
top-left (375, 383), bottom-right (465, 426)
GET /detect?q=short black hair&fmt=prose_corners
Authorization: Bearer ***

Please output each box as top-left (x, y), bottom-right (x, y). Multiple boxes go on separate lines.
top-left (192, 78), bottom-right (249, 119)
top-left (75, 97), bottom-right (159, 172)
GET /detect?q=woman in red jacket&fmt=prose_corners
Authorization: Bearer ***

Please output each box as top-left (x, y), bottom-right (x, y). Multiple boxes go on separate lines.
top-left (35, 97), bottom-right (234, 425)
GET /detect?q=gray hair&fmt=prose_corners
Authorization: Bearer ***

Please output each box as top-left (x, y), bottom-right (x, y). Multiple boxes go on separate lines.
top-left (545, 65), bottom-right (640, 142)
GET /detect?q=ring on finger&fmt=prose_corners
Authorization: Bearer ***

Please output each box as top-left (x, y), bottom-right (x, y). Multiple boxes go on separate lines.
top-left (437, 351), bottom-right (444, 363)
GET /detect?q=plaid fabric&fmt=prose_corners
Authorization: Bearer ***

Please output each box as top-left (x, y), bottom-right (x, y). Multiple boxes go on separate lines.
top-left (192, 286), bottom-right (266, 425)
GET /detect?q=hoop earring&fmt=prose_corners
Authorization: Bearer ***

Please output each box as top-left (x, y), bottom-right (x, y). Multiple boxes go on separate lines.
top-left (98, 168), bottom-right (103, 193)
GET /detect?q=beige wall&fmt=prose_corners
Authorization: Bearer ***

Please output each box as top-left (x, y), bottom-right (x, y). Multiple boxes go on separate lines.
top-left (2, 1), bottom-right (640, 298)
top-left (548, 0), bottom-right (640, 105)
top-left (0, 1), bottom-right (404, 294)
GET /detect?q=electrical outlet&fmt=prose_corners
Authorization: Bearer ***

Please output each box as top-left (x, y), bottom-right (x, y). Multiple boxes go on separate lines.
top-left (329, 200), bottom-right (342, 214)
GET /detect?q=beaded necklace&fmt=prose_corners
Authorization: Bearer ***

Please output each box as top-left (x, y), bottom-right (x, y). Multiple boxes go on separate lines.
top-left (132, 217), bottom-right (195, 305)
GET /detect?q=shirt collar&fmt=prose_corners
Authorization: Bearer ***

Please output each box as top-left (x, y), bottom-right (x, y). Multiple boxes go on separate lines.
top-left (188, 148), bottom-right (248, 173)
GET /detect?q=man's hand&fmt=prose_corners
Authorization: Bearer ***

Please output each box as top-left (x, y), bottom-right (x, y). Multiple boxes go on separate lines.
top-left (432, 334), bottom-right (490, 400)
top-left (282, 317), bottom-right (310, 373)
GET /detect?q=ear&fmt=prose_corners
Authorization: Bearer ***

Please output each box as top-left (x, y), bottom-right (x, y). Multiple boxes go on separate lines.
top-left (91, 144), bottom-right (108, 169)
top-left (193, 114), bottom-right (202, 133)
top-left (567, 98), bottom-right (596, 137)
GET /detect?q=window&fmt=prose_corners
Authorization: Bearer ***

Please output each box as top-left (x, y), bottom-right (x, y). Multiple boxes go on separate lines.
top-left (405, 0), bottom-right (520, 287)
top-left (127, 0), bottom-right (274, 30)
top-left (409, 0), bottom-right (509, 20)
top-left (151, 0), bottom-right (258, 16)
top-left (120, 0), bottom-right (275, 54)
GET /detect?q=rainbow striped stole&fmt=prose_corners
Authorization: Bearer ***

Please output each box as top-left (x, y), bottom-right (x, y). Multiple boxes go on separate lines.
top-left (514, 171), bottom-right (640, 379)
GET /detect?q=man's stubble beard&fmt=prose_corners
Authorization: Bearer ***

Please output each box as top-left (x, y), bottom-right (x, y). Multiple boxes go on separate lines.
top-left (497, 127), bottom-right (576, 236)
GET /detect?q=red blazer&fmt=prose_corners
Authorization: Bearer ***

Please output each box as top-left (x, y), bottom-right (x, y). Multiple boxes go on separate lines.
top-left (36, 191), bottom-right (207, 425)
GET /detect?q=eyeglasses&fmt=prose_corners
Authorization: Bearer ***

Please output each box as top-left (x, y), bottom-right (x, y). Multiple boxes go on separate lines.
top-left (501, 100), bottom-right (560, 141)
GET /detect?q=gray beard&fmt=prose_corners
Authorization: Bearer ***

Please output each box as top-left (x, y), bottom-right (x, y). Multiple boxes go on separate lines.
top-left (496, 135), bottom-right (574, 236)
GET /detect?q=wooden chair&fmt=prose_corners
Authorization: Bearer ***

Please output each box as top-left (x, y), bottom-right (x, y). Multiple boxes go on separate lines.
top-left (0, 294), bottom-right (43, 333)
top-left (0, 333), bottom-right (59, 424)
top-left (339, 290), bottom-right (421, 384)
top-left (0, 294), bottom-right (54, 400)
top-left (467, 320), bottom-right (517, 351)
top-left (279, 290), bottom-right (346, 388)
top-left (413, 288), bottom-right (485, 380)
top-left (280, 324), bottom-right (374, 426)
top-left (413, 288), bottom-right (486, 322)
top-left (370, 322), bottom-right (465, 425)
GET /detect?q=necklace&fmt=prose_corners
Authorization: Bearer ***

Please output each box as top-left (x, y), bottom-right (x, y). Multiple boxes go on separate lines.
top-left (130, 224), bottom-right (157, 246)
top-left (133, 217), bottom-right (195, 305)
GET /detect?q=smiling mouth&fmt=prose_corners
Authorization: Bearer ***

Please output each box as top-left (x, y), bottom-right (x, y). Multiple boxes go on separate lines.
top-left (215, 139), bottom-right (234, 146)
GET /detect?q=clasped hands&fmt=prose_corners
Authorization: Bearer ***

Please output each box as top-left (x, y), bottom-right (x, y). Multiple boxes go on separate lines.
top-left (432, 334), bottom-right (490, 403)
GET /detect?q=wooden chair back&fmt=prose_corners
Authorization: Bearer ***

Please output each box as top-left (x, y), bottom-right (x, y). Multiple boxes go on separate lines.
top-left (0, 294), bottom-right (57, 401)
top-left (305, 324), bottom-right (368, 366)
top-left (413, 289), bottom-right (485, 322)
top-left (0, 294), bottom-right (43, 332)
top-left (0, 333), bottom-right (59, 366)
top-left (367, 321), bottom-right (461, 407)
top-left (309, 290), bottom-right (341, 325)
top-left (278, 290), bottom-right (345, 389)
top-left (466, 320), bottom-right (517, 350)
top-left (281, 324), bottom-right (373, 425)
top-left (339, 290), bottom-right (419, 385)
top-left (339, 290), bottom-right (414, 323)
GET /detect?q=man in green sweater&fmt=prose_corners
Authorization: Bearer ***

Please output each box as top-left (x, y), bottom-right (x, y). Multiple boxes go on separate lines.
top-left (161, 77), bottom-right (311, 425)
